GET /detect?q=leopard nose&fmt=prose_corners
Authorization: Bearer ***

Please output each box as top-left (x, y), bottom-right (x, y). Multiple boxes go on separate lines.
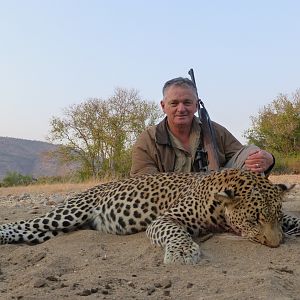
top-left (265, 227), bottom-right (283, 248)
top-left (265, 236), bottom-right (281, 248)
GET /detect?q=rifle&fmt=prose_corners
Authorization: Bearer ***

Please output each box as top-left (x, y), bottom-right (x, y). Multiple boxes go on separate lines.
top-left (188, 68), bottom-right (220, 171)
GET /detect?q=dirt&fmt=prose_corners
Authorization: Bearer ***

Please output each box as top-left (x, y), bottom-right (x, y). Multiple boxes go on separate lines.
top-left (0, 175), bottom-right (299, 300)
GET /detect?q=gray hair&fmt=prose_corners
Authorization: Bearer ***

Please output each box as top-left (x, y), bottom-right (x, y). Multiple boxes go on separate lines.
top-left (162, 77), bottom-right (197, 96)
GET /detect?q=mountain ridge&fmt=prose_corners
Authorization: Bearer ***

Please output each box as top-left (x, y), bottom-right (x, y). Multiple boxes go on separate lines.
top-left (0, 136), bottom-right (72, 180)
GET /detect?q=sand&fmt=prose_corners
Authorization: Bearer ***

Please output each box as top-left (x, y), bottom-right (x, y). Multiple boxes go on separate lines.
top-left (0, 175), bottom-right (299, 300)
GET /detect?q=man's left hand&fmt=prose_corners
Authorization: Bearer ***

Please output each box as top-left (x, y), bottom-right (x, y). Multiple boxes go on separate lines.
top-left (244, 150), bottom-right (274, 173)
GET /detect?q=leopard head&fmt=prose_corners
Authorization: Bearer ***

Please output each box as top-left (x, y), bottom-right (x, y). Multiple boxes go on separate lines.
top-left (214, 171), bottom-right (294, 247)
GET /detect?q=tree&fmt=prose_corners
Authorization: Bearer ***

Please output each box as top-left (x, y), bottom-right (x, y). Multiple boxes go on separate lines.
top-left (48, 88), bottom-right (162, 178)
top-left (244, 89), bottom-right (300, 154)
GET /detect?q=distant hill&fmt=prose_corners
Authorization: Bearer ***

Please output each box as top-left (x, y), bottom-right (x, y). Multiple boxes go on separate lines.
top-left (0, 137), bottom-right (74, 180)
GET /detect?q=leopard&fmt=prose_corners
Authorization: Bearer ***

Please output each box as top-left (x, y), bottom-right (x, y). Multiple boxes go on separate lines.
top-left (0, 169), bottom-right (299, 264)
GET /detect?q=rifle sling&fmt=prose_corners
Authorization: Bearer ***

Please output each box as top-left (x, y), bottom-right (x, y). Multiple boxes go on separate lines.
top-left (192, 121), bottom-right (220, 172)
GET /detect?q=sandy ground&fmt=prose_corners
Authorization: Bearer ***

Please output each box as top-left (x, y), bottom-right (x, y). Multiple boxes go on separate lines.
top-left (0, 175), bottom-right (300, 300)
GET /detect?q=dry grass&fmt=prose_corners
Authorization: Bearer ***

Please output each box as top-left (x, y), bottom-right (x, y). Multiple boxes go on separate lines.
top-left (0, 179), bottom-right (109, 196)
top-left (269, 174), bottom-right (300, 184)
top-left (0, 174), bottom-right (299, 197)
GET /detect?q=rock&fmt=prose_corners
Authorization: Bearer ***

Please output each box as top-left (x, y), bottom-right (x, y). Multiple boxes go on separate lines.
top-left (33, 279), bottom-right (47, 288)
top-left (30, 252), bottom-right (47, 263)
top-left (48, 194), bottom-right (65, 205)
top-left (161, 279), bottom-right (172, 289)
top-left (46, 275), bottom-right (60, 282)
top-left (128, 281), bottom-right (135, 288)
top-left (76, 288), bottom-right (98, 296)
top-left (78, 289), bottom-right (92, 296)
top-left (154, 282), bottom-right (162, 288)
top-left (146, 286), bottom-right (156, 295)
top-left (19, 193), bottom-right (31, 200)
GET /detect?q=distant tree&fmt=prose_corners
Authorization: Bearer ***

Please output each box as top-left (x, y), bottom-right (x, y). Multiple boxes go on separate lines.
top-left (244, 89), bottom-right (300, 154)
top-left (48, 88), bottom-right (162, 178)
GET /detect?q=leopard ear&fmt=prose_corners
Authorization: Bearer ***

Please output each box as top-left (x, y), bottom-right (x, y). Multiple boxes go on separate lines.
top-left (275, 183), bottom-right (295, 194)
top-left (214, 189), bottom-right (237, 206)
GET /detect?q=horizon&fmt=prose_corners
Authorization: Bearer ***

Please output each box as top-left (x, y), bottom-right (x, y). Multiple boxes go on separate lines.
top-left (1, 1), bottom-right (299, 145)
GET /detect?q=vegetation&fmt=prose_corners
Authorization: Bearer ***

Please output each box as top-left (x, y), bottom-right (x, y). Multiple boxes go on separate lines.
top-left (0, 172), bottom-right (36, 187)
top-left (1, 88), bottom-right (299, 188)
top-left (244, 89), bottom-right (300, 173)
top-left (272, 153), bottom-right (300, 174)
top-left (48, 87), bottom-right (162, 179)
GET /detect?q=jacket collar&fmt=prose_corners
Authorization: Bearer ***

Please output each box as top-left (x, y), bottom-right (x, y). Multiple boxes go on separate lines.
top-left (155, 117), bottom-right (171, 145)
top-left (155, 116), bottom-right (200, 145)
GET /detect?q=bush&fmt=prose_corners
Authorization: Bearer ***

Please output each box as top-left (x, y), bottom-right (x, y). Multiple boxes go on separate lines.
top-left (272, 153), bottom-right (300, 174)
top-left (1, 172), bottom-right (36, 187)
top-left (35, 176), bottom-right (66, 184)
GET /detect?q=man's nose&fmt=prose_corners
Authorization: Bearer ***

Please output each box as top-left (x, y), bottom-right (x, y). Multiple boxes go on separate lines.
top-left (177, 102), bottom-right (186, 111)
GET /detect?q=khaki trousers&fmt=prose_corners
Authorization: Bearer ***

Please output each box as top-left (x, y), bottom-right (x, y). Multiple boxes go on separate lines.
top-left (224, 144), bottom-right (261, 169)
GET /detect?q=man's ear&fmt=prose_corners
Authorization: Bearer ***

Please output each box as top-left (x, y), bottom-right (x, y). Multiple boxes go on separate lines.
top-left (160, 100), bottom-right (166, 113)
top-left (214, 189), bottom-right (237, 206)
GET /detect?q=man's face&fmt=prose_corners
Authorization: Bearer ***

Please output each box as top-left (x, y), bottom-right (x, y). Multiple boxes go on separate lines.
top-left (161, 85), bottom-right (198, 129)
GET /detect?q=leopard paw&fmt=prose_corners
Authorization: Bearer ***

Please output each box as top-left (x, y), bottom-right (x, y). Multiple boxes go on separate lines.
top-left (164, 241), bottom-right (202, 264)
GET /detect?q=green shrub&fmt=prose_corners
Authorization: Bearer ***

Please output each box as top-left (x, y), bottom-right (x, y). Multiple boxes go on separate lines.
top-left (273, 153), bottom-right (300, 174)
top-left (1, 171), bottom-right (35, 187)
top-left (35, 176), bottom-right (66, 184)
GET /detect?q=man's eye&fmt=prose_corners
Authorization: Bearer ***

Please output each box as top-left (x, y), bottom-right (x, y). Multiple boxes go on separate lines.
top-left (183, 99), bottom-right (195, 105)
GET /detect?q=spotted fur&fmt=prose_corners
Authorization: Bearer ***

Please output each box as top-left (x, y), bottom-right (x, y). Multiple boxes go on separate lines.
top-left (0, 169), bottom-right (299, 264)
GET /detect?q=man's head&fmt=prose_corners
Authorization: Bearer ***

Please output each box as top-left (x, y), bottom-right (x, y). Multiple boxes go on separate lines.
top-left (161, 77), bottom-right (198, 130)
top-left (162, 77), bottom-right (197, 97)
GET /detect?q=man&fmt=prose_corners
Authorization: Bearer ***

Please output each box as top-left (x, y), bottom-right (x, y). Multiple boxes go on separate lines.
top-left (130, 77), bottom-right (274, 176)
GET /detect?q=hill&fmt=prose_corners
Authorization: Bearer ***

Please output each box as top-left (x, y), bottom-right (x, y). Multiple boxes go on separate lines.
top-left (0, 136), bottom-right (72, 180)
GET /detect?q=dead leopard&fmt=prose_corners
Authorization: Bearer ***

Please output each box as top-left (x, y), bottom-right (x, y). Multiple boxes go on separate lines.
top-left (0, 169), bottom-right (299, 264)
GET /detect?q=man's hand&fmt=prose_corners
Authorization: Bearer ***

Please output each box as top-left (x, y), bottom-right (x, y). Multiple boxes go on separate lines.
top-left (245, 150), bottom-right (274, 173)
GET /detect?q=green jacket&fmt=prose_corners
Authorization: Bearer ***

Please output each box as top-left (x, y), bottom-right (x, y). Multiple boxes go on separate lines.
top-left (130, 117), bottom-right (243, 176)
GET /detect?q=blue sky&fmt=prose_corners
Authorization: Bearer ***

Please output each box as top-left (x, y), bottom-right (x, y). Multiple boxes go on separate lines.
top-left (0, 0), bottom-right (299, 144)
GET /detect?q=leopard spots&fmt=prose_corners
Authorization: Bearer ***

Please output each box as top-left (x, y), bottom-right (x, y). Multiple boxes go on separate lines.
top-left (0, 169), bottom-right (297, 265)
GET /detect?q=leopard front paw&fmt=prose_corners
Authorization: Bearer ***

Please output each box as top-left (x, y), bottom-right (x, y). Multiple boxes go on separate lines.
top-left (163, 241), bottom-right (202, 264)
